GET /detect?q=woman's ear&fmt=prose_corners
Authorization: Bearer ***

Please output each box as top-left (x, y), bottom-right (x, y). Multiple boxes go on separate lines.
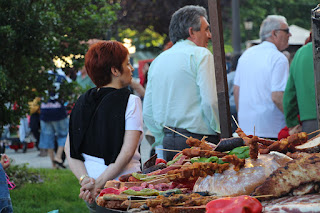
top-left (111, 67), bottom-right (120, 77)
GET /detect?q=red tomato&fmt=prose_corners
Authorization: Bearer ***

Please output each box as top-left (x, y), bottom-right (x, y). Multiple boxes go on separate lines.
top-left (206, 195), bottom-right (262, 213)
top-left (155, 158), bottom-right (167, 165)
top-left (98, 187), bottom-right (120, 196)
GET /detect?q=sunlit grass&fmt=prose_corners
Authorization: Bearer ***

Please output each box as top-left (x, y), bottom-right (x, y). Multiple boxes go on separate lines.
top-left (10, 168), bottom-right (88, 213)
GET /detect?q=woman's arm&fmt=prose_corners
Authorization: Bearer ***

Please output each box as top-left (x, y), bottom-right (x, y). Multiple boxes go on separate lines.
top-left (234, 85), bottom-right (240, 112)
top-left (65, 135), bottom-right (97, 203)
top-left (78, 130), bottom-right (141, 202)
top-left (94, 130), bottom-right (141, 189)
top-left (64, 134), bottom-right (88, 180)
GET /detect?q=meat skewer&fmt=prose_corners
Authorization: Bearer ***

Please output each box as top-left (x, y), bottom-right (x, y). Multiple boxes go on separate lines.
top-left (166, 162), bottom-right (230, 182)
top-left (186, 137), bottom-right (214, 150)
top-left (236, 126), bottom-right (308, 154)
top-left (182, 147), bottom-right (227, 158)
top-left (307, 129), bottom-right (320, 136)
top-left (163, 125), bottom-right (189, 139)
top-left (163, 125), bottom-right (216, 149)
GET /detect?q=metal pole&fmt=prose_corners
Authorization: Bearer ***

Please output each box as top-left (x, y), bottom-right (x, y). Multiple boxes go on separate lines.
top-left (232, 0), bottom-right (241, 55)
top-left (311, 4), bottom-right (320, 130)
top-left (208, 0), bottom-right (232, 138)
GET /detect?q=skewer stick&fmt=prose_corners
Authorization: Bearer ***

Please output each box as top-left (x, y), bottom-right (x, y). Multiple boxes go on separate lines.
top-left (163, 125), bottom-right (189, 139)
top-left (169, 165), bottom-right (184, 167)
top-left (156, 148), bottom-right (181, 153)
top-left (126, 200), bottom-right (147, 203)
top-left (163, 125), bottom-right (216, 145)
top-left (252, 194), bottom-right (274, 198)
top-left (146, 176), bottom-right (169, 183)
top-left (231, 115), bottom-right (240, 128)
top-left (308, 129), bottom-right (320, 136)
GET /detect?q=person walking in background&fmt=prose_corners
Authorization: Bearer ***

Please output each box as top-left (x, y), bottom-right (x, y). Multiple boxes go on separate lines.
top-left (65, 41), bottom-right (143, 212)
top-left (283, 33), bottom-right (318, 138)
top-left (18, 116), bottom-right (31, 153)
top-left (143, 5), bottom-right (220, 161)
top-left (28, 97), bottom-right (41, 152)
top-left (227, 54), bottom-right (241, 134)
top-left (234, 15), bottom-right (291, 139)
top-left (39, 70), bottom-right (69, 169)
top-left (0, 154), bottom-right (13, 213)
top-left (76, 66), bottom-right (95, 91)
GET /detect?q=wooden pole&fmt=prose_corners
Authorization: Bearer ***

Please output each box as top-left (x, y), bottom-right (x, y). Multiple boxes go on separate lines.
top-left (311, 4), bottom-right (320, 130)
top-left (208, 0), bottom-right (232, 138)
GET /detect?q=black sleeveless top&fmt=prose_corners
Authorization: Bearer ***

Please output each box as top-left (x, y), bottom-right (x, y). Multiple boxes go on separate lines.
top-left (69, 87), bottom-right (130, 165)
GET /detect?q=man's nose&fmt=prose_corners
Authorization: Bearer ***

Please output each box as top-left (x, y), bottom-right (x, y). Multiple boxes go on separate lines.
top-left (208, 31), bottom-right (212, 39)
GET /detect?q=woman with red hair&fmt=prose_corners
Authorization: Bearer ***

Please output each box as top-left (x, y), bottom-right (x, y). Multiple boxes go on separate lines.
top-left (65, 40), bottom-right (143, 211)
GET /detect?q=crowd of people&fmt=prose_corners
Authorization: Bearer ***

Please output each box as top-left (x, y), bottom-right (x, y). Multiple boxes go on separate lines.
top-left (0, 4), bottom-right (317, 213)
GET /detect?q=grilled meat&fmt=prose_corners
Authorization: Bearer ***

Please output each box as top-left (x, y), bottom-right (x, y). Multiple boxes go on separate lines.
top-left (251, 153), bottom-right (320, 200)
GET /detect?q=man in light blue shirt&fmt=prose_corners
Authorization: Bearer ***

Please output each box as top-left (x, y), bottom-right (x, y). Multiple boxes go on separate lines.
top-left (143, 5), bottom-right (220, 161)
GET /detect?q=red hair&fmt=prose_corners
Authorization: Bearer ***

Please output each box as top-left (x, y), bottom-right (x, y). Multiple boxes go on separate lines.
top-left (85, 40), bottom-right (129, 87)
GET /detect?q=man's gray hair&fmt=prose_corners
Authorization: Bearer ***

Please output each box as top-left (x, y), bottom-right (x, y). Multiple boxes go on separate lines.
top-left (169, 5), bottom-right (208, 44)
top-left (259, 15), bottom-right (288, 41)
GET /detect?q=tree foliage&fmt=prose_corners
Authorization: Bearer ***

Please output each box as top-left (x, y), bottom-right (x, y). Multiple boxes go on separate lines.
top-left (115, 0), bottom-right (230, 50)
top-left (1, 0), bottom-right (318, 133)
top-left (116, 0), bottom-right (318, 50)
top-left (0, 0), bottom-right (120, 132)
top-left (239, 0), bottom-right (318, 40)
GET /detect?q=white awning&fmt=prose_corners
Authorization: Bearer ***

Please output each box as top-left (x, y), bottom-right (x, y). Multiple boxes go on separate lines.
top-left (249, 25), bottom-right (310, 46)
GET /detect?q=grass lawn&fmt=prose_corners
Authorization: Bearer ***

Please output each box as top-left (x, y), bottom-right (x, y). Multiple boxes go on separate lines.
top-left (9, 167), bottom-right (88, 213)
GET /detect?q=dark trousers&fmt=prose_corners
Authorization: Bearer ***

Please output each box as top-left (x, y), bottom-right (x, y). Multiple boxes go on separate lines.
top-left (30, 113), bottom-right (40, 148)
top-left (302, 119), bottom-right (318, 138)
top-left (162, 127), bottom-right (220, 162)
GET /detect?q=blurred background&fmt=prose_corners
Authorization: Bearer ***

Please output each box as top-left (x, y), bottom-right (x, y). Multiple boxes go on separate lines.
top-left (0, 0), bottom-right (317, 133)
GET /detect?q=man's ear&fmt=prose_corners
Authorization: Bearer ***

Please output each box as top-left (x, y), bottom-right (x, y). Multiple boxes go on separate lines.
top-left (188, 27), bottom-right (194, 38)
top-left (272, 30), bottom-right (277, 37)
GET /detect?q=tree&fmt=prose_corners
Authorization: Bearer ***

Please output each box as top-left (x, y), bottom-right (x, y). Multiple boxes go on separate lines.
top-left (0, 0), bottom-right (120, 133)
top-left (115, 0), bottom-right (317, 51)
top-left (239, 0), bottom-right (318, 41)
top-left (114, 0), bottom-right (231, 51)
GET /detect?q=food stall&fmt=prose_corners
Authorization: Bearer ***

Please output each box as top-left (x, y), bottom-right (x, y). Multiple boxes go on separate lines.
top-left (95, 2), bottom-right (320, 212)
top-left (96, 128), bottom-right (320, 212)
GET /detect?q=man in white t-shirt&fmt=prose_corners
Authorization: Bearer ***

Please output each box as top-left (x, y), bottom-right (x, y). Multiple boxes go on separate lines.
top-left (233, 15), bottom-right (291, 139)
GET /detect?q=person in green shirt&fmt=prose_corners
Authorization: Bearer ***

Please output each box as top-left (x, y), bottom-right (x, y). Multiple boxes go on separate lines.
top-left (283, 40), bottom-right (318, 137)
top-left (76, 66), bottom-right (95, 90)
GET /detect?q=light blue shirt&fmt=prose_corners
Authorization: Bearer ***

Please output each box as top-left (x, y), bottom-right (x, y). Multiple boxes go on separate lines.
top-left (143, 39), bottom-right (220, 146)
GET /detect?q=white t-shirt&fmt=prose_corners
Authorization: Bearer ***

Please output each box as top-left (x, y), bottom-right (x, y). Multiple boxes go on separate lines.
top-left (82, 94), bottom-right (143, 180)
top-left (234, 41), bottom-right (289, 138)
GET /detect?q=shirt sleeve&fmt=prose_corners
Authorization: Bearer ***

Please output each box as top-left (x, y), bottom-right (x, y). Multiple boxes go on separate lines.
top-left (234, 69), bottom-right (240, 87)
top-left (125, 95), bottom-right (143, 133)
top-left (271, 56), bottom-right (289, 92)
top-left (196, 51), bottom-right (221, 134)
top-left (143, 71), bottom-right (164, 147)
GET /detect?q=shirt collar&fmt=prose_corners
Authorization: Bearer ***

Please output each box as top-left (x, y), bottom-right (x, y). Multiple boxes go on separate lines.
top-left (261, 41), bottom-right (277, 50)
top-left (176, 39), bottom-right (197, 46)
